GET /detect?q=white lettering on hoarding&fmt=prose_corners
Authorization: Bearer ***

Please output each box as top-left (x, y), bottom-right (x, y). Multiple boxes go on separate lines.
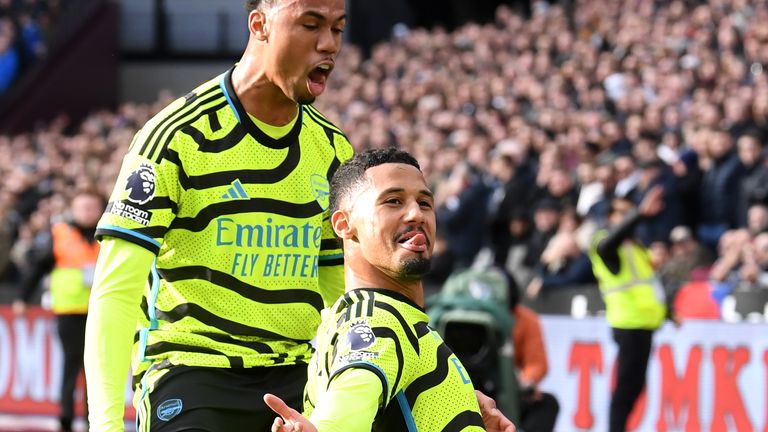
top-left (48, 320), bottom-right (62, 402)
top-left (540, 317), bottom-right (768, 431)
top-left (0, 317), bottom-right (10, 396)
top-left (12, 317), bottom-right (49, 401)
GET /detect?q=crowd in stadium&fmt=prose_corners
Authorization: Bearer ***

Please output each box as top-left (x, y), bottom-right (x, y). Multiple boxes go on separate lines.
top-left (0, 0), bottom-right (63, 93)
top-left (2, 0), bottom-right (768, 319)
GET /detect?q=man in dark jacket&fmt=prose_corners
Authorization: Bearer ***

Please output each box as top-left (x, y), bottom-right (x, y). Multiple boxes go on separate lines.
top-left (697, 130), bottom-right (744, 251)
top-left (736, 132), bottom-right (768, 227)
top-left (437, 162), bottom-right (491, 269)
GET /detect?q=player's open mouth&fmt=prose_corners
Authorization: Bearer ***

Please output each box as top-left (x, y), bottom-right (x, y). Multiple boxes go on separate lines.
top-left (397, 230), bottom-right (428, 252)
top-left (307, 64), bottom-right (332, 97)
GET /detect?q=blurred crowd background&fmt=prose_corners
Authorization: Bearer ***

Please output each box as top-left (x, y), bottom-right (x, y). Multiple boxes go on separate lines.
top-left (2, 0), bottom-right (768, 321)
top-left (0, 0), bottom-right (60, 93)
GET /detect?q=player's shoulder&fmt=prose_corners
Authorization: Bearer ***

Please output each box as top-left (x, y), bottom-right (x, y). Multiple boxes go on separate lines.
top-left (331, 289), bottom-right (376, 322)
top-left (132, 74), bottom-right (227, 161)
top-left (334, 289), bottom-right (423, 331)
top-left (143, 75), bottom-right (223, 131)
top-left (302, 104), bottom-right (347, 138)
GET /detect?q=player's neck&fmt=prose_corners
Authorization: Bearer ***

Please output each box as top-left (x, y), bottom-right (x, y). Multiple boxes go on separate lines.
top-left (231, 56), bottom-right (299, 126)
top-left (345, 267), bottom-right (425, 308)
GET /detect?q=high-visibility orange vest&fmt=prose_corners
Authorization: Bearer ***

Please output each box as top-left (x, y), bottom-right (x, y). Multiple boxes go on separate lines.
top-left (49, 222), bottom-right (100, 314)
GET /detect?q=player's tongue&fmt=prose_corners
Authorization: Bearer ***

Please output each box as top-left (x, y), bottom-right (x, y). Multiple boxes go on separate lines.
top-left (307, 67), bottom-right (327, 97)
top-left (399, 232), bottom-right (427, 252)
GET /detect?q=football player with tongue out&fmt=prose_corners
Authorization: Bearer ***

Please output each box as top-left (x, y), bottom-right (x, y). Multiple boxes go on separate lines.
top-left (85, 0), bottom-right (515, 430)
top-left (266, 148), bottom-right (516, 432)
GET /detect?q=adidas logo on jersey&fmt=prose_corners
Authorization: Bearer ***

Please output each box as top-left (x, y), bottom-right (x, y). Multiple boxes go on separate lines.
top-left (221, 179), bottom-right (249, 200)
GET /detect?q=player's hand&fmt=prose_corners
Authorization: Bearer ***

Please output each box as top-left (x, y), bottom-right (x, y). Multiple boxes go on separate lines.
top-left (475, 390), bottom-right (516, 432)
top-left (264, 393), bottom-right (317, 432)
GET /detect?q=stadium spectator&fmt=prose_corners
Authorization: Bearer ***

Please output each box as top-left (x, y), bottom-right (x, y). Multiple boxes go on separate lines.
top-left (525, 231), bottom-right (595, 299)
top-left (0, 19), bottom-right (19, 93)
top-left (522, 198), bottom-right (561, 273)
top-left (671, 149), bottom-right (704, 232)
top-left (12, 188), bottom-right (104, 432)
top-left (18, 12), bottom-right (45, 61)
top-left (584, 159), bottom-right (618, 226)
top-left (534, 167), bottom-right (579, 211)
top-left (0, 0), bottom-right (63, 93)
top-left (486, 145), bottom-right (536, 269)
top-left (708, 228), bottom-right (752, 305)
top-left (736, 133), bottom-right (768, 227)
top-left (436, 161), bottom-right (491, 269)
top-left (697, 130), bottom-right (744, 251)
top-left (723, 96), bottom-right (758, 141)
top-left (740, 232), bottom-right (768, 289)
top-left (498, 209), bottom-right (534, 291)
top-left (613, 155), bottom-right (640, 199)
top-left (634, 158), bottom-right (682, 245)
top-left (746, 203), bottom-right (768, 235)
top-left (659, 226), bottom-right (714, 295)
top-left (648, 240), bottom-right (671, 273)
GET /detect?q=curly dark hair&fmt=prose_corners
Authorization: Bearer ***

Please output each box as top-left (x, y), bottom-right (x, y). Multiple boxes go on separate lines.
top-left (329, 147), bottom-right (421, 215)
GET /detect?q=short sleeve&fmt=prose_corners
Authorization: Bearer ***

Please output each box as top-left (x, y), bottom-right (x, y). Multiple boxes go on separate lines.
top-left (308, 368), bottom-right (381, 431)
top-left (328, 315), bottom-right (408, 409)
top-left (96, 130), bottom-right (181, 255)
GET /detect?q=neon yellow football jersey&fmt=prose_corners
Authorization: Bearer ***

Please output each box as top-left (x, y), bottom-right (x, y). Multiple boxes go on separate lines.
top-left (96, 67), bottom-right (353, 373)
top-left (305, 289), bottom-right (485, 431)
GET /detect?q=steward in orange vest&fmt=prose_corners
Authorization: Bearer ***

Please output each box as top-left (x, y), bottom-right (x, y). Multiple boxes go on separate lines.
top-left (13, 189), bottom-right (105, 432)
top-left (16, 220), bottom-right (100, 313)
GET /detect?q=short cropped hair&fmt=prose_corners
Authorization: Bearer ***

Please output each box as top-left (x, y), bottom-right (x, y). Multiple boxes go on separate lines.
top-left (329, 147), bottom-right (421, 215)
top-left (73, 185), bottom-right (107, 207)
top-left (245, 0), bottom-right (277, 12)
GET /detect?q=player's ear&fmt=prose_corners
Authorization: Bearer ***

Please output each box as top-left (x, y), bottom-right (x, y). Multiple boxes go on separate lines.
top-left (331, 209), bottom-right (355, 239)
top-left (248, 10), bottom-right (269, 41)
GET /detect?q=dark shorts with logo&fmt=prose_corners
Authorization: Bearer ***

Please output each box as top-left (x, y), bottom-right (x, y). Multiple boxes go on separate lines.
top-left (141, 364), bottom-right (307, 432)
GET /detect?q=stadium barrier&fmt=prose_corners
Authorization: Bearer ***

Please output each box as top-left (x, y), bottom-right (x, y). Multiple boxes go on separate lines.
top-left (540, 316), bottom-right (768, 432)
top-left (2, 306), bottom-right (768, 431)
top-left (0, 307), bottom-right (134, 420)
top-left (524, 284), bottom-right (768, 323)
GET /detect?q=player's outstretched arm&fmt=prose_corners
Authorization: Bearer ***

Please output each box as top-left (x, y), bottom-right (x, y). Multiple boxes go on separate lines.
top-left (476, 390), bottom-right (517, 432)
top-left (264, 394), bottom-right (318, 432)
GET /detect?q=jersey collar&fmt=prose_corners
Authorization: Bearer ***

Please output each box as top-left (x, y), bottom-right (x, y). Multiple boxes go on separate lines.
top-left (220, 66), bottom-right (303, 150)
top-left (349, 288), bottom-right (426, 312)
